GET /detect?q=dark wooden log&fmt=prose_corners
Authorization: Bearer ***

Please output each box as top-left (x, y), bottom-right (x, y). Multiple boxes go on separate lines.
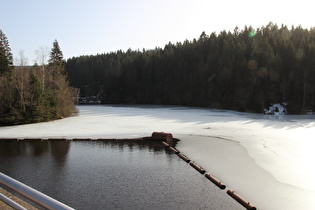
top-left (151, 132), bottom-right (173, 141)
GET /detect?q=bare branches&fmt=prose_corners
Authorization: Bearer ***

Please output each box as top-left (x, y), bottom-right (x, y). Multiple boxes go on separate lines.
top-left (35, 46), bottom-right (49, 91)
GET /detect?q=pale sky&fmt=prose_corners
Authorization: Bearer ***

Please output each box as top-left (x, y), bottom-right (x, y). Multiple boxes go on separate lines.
top-left (1, 0), bottom-right (314, 64)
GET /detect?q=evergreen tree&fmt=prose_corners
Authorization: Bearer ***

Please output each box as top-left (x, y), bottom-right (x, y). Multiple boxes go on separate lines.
top-left (47, 40), bottom-right (76, 118)
top-left (0, 29), bottom-right (13, 75)
top-left (48, 39), bottom-right (66, 75)
top-left (49, 40), bottom-right (64, 64)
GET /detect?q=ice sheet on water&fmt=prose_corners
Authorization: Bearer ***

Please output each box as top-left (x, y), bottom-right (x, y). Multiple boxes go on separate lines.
top-left (0, 104), bottom-right (315, 209)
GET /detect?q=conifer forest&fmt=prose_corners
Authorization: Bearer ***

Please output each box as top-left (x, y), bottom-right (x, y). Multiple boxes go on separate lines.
top-left (1, 22), bottom-right (315, 126)
top-left (66, 23), bottom-right (315, 114)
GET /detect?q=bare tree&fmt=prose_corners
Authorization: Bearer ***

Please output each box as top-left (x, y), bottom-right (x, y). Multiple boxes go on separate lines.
top-left (35, 46), bottom-right (49, 91)
top-left (12, 50), bottom-right (29, 111)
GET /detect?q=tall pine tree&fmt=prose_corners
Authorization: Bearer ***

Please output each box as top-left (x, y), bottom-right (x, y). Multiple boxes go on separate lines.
top-left (47, 39), bottom-right (76, 118)
top-left (49, 40), bottom-right (64, 65)
top-left (0, 29), bottom-right (13, 75)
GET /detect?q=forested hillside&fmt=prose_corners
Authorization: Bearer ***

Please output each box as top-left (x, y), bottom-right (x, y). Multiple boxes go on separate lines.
top-left (66, 23), bottom-right (315, 113)
top-left (0, 31), bottom-right (77, 126)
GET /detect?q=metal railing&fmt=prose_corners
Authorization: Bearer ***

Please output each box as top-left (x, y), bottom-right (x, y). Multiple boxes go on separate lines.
top-left (0, 172), bottom-right (75, 210)
top-left (0, 193), bottom-right (27, 210)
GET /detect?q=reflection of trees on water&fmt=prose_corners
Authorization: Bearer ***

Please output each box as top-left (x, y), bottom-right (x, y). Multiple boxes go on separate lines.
top-left (0, 140), bottom-right (48, 157)
top-left (0, 140), bottom-right (176, 164)
top-left (97, 140), bottom-right (178, 153)
top-left (32, 141), bottom-right (49, 156)
top-left (98, 141), bottom-right (166, 153)
top-left (0, 140), bottom-right (70, 162)
top-left (50, 141), bottom-right (70, 164)
top-left (0, 141), bottom-right (25, 157)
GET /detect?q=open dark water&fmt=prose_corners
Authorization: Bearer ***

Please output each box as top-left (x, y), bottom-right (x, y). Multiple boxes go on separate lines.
top-left (0, 140), bottom-right (242, 210)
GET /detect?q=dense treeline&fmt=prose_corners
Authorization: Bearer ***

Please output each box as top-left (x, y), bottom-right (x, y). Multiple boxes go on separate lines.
top-left (0, 32), bottom-right (77, 126)
top-left (66, 22), bottom-right (315, 113)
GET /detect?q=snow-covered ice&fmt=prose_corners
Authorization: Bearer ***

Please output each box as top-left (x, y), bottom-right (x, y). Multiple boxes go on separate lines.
top-left (0, 105), bottom-right (314, 210)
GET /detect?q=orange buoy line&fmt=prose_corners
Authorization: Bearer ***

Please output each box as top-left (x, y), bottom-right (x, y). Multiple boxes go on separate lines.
top-left (169, 146), bottom-right (180, 154)
top-left (189, 162), bottom-right (206, 174)
top-left (0, 137), bottom-right (146, 141)
top-left (47, 138), bottom-right (67, 141)
top-left (72, 138), bottom-right (92, 141)
top-left (23, 138), bottom-right (43, 141)
top-left (116, 138), bottom-right (144, 141)
top-left (97, 138), bottom-right (116, 141)
top-left (162, 141), bottom-right (170, 147)
top-left (227, 190), bottom-right (256, 210)
top-left (205, 173), bottom-right (226, 189)
top-left (177, 153), bottom-right (190, 163)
